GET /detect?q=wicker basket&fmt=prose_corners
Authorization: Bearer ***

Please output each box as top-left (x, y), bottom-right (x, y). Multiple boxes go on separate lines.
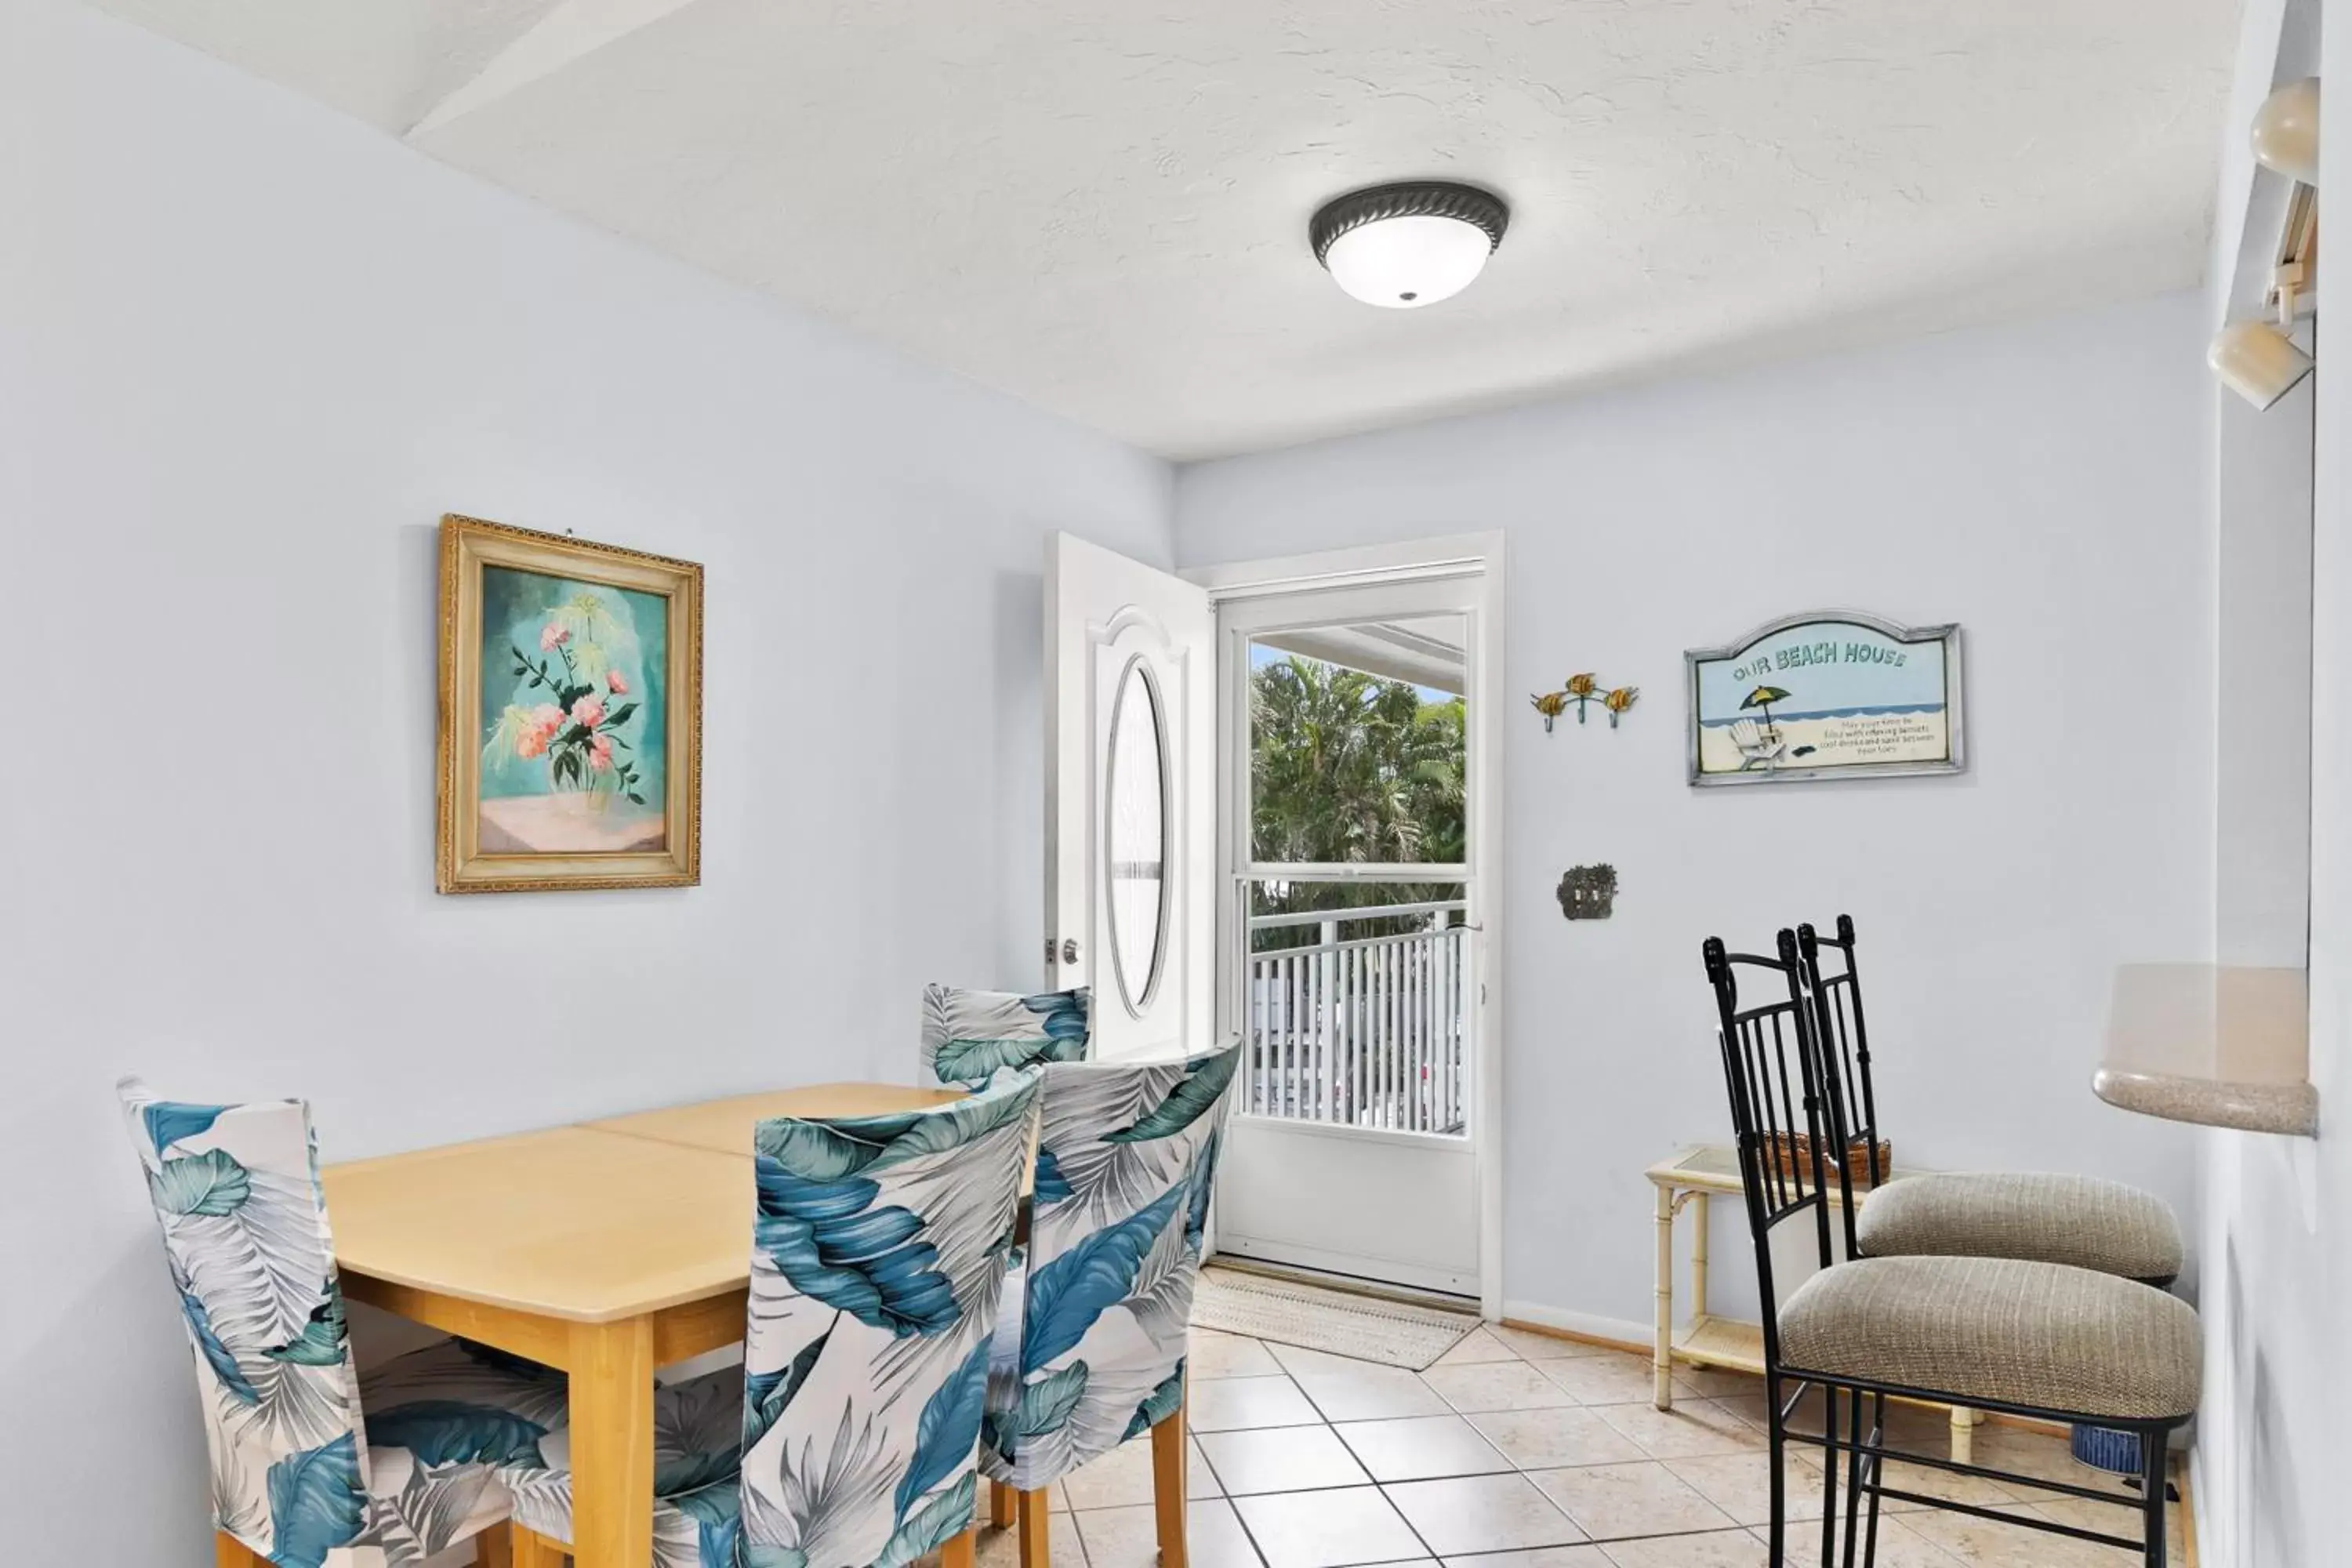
top-left (1766, 1132), bottom-right (1893, 1189)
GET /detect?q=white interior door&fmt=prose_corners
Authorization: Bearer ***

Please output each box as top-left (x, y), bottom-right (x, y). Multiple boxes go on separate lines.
top-left (1046, 533), bottom-right (1215, 1060)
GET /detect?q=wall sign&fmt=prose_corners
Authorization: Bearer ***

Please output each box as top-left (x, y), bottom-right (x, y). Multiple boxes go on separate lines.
top-left (1685, 611), bottom-right (1963, 786)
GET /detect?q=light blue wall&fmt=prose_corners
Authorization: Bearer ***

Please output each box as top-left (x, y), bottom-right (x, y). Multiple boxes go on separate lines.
top-left (0, 5), bottom-right (1171, 1563)
top-left (1176, 292), bottom-right (2213, 1338)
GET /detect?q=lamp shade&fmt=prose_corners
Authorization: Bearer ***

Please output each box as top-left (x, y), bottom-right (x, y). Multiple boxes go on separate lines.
top-left (2252, 77), bottom-right (2321, 184)
top-left (2209, 320), bottom-right (2314, 410)
top-left (1312, 183), bottom-right (1509, 310)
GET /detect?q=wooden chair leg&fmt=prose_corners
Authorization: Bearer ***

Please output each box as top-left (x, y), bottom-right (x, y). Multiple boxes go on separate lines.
top-left (1016, 1487), bottom-right (1053, 1568)
top-left (215, 1532), bottom-right (266, 1568)
top-left (942, 1527), bottom-right (978, 1568)
top-left (507, 1523), bottom-right (566, 1568)
top-left (992, 1479), bottom-right (1020, 1529)
top-left (475, 1522), bottom-right (515, 1568)
top-left (1152, 1388), bottom-right (1189, 1568)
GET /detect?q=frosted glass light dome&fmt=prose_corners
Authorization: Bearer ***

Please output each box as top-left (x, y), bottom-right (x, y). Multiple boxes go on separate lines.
top-left (1324, 214), bottom-right (1496, 309)
top-left (1312, 182), bottom-right (1510, 310)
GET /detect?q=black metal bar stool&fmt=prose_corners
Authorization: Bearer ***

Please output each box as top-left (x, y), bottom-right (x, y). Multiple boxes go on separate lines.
top-left (1797, 915), bottom-right (2184, 1287)
top-left (1702, 931), bottom-right (2196, 1568)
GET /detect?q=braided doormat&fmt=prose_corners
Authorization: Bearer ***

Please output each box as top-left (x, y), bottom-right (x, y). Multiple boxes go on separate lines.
top-left (1191, 1264), bottom-right (1479, 1370)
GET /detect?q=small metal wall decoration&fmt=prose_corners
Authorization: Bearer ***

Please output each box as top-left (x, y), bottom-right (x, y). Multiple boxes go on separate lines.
top-left (1558, 864), bottom-right (1617, 920)
top-left (1533, 673), bottom-right (1638, 733)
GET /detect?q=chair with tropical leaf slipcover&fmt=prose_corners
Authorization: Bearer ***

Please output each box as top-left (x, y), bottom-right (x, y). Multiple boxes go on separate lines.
top-left (980, 1042), bottom-right (1242, 1568)
top-left (608, 1069), bottom-right (1042, 1568)
top-left (120, 1080), bottom-right (578, 1568)
top-left (919, 985), bottom-right (1090, 1090)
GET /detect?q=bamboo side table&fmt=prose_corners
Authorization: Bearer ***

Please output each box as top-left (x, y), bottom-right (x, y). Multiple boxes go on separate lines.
top-left (1646, 1145), bottom-right (1983, 1464)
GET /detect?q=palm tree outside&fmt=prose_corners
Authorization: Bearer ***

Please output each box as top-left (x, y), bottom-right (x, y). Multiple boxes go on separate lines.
top-left (1249, 652), bottom-right (1466, 949)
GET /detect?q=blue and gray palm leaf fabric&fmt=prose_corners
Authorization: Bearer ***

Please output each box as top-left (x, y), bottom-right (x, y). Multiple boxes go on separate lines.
top-left (737, 1073), bottom-right (1039, 1568)
top-left (918, 985), bottom-right (1091, 1091)
top-left (120, 1080), bottom-right (572, 1568)
top-left (978, 1043), bottom-right (1240, 1493)
top-left (488, 1358), bottom-right (750, 1568)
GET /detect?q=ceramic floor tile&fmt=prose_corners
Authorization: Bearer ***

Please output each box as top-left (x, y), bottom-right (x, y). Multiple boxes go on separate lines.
top-left (1487, 1327), bottom-right (1617, 1361)
top-left (1383, 1472), bottom-right (1589, 1556)
top-left (1658, 1451), bottom-right (1828, 1527)
top-left (1748, 1515), bottom-right (1965, 1568)
top-left (1423, 1360), bottom-right (1580, 1414)
top-left (1438, 1551), bottom-right (1615, 1568)
top-left (1673, 1368), bottom-right (1765, 1401)
top-left (1060, 1435), bottom-right (1222, 1508)
top-left (1464, 1406), bottom-right (1648, 1470)
top-left (1232, 1486), bottom-right (1429, 1568)
top-left (1537, 1355), bottom-right (1697, 1406)
top-left (1336, 1415), bottom-right (1516, 1483)
top-left (1710, 1388), bottom-right (1829, 1439)
top-left (1199, 1424), bottom-right (1373, 1495)
top-left (1192, 1330), bottom-right (1287, 1381)
top-left (1595, 1527), bottom-right (1771, 1567)
top-left (1192, 1439), bottom-right (1229, 1497)
top-left (1896, 1505), bottom-right (2162, 1568)
top-left (979, 1509), bottom-right (1087, 1568)
top-left (1870, 1456), bottom-right (2024, 1512)
top-left (1433, 1328), bottom-right (1526, 1367)
top-left (2016, 1492), bottom-right (2182, 1552)
top-left (1967, 1429), bottom-right (2141, 1497)
top-left (1267, 1341), bottom-right (1377, 1378)
top-left (1191, 1374), bottom-right (1324, 1432)
top-left (1073, 1497), bottom-right (1265, 1568)
top-left (1300, 1366), bottom-right (1457, 1422)
top-left (1590, 1400), bottom-right (1767, 1461)
top-left (1526, 1461), bottom-right (1737, 1542)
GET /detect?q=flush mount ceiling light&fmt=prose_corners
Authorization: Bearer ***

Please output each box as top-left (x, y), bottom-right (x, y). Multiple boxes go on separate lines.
top-left (1311, 181), bottom-right (1510, 309)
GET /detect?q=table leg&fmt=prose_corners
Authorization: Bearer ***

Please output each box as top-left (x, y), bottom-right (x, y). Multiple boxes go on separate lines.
top-left (1653, 1184), bottom-right (1675, 1410)
top-left (1691, 1192), bottom-right (1710, 1323)
top-left (569, 1315), bottom-right (656, 1568)
top-left (1948, 1403), bottom-right (1980, 1465)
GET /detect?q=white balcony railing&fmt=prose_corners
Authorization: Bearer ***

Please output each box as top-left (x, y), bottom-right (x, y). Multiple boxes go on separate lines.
top-left (1244, 899), bottom-right (1471, 1136)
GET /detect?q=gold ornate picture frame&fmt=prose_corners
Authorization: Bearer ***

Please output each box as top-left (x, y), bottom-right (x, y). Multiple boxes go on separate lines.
top-left (437, 514), bottom-right (702, 892)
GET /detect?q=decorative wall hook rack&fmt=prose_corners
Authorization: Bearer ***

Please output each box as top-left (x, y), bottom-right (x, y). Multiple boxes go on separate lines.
top-left (1533, 673), bottom-right (1637, 734)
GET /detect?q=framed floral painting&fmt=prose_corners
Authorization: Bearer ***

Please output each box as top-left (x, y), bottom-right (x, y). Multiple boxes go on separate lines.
top-left (437, 514), bottom-right (702, 892)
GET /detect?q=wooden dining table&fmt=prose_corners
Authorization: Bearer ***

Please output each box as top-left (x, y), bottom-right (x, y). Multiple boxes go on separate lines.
top-left (322, 1082), bottom-right (963, 1568)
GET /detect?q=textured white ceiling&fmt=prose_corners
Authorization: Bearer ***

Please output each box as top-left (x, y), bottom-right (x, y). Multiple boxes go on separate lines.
top-left (97, 0), bottom-right (2240, 458)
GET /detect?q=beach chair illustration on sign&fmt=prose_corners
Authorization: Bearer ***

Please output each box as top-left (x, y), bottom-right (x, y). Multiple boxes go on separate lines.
top-left (1728, 717), bottom-right (1785, 771)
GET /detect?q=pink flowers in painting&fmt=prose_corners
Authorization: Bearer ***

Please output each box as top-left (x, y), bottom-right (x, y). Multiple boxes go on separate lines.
top-left (487, 617), bottom-right (649, 807)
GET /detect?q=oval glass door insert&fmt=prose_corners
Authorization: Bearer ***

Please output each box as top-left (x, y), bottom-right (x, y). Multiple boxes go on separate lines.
top-left (1105, 655), bottom-right (1170, 1014)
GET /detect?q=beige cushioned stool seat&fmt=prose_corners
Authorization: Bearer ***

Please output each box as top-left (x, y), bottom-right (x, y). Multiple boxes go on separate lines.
top-left (1856, 1171), bottom-right (2183, 1283)
top-left (1778, 1255), bottom-right (2200, 1421)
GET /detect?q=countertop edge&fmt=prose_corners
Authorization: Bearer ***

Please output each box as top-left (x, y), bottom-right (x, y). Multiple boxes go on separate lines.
top-left (2092, 1063), bottom-right (2319, 1138)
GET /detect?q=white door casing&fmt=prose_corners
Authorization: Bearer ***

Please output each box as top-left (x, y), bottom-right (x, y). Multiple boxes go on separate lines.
top-left (1046, 532), bottom-right (1216, 1060)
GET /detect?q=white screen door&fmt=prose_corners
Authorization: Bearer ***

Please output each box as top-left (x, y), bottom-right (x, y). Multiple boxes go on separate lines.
top-left (1205, 561), bottom-right (1497, 1301)
top-left (1045, 533), bottom-right (1215, 1059)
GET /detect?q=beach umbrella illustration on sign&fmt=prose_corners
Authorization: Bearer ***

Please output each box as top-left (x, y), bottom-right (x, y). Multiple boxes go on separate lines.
top-left (1740, 684), bottom-right (1790, 729)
